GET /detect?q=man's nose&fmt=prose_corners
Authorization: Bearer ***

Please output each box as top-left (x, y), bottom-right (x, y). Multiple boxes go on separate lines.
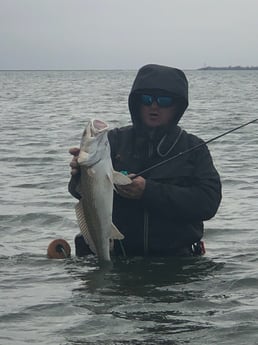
top-left (150, 100), bottom-right (159, 108)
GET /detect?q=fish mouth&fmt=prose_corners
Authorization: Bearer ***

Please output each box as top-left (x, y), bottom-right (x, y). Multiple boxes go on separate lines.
top-left (84, 119), bottom-right (109, 139)
top-left (92, 119), bottom-right (109, 132)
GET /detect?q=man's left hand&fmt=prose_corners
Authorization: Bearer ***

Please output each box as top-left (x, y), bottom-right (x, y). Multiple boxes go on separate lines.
top-left (116, 174), bottom-right (146, 199)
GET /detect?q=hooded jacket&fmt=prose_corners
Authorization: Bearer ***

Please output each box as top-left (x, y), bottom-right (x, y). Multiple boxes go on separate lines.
top-left (69, 64), bottom-right (222, 257)
top-left (108, 64), bottom-right (222, 256)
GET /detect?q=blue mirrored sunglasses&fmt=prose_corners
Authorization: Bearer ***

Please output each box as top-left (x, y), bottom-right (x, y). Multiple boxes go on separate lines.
top-left (140, 94), bottom-right (174, 108)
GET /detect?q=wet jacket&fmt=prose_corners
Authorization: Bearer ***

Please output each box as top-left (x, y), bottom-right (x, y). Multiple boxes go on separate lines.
top-left (109, 125), bottom-right (221, 256)
top-left (70, 64), bottom-right (222, 256)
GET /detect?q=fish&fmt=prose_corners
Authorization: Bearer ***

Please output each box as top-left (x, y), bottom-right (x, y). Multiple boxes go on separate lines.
top-left (75, 119), bottom-right (132, 263)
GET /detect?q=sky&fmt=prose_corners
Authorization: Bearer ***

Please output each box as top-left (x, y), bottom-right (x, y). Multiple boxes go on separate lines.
top-left (1, 0), bottom-right (258, 70)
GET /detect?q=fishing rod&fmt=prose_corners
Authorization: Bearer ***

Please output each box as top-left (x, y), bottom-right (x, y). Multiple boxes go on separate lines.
top-left (133, 118), bottom-right (258, 178)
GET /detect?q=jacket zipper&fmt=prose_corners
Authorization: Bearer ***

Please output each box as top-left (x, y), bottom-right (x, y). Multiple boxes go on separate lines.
top-left (143, 142), bottom-right (153, 255)
top-left (143, 209), bottom-right (149, 255)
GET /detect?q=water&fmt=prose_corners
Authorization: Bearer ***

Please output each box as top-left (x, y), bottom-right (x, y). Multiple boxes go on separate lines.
top-left (0, 70), bottom-right (258, 345)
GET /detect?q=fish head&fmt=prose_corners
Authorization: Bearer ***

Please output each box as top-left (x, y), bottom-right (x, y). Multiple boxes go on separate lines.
top-left (78, 119), bottom-right (110, 166)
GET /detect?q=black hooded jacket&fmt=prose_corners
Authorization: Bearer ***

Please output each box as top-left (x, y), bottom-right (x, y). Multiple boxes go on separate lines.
top-left (69, 64), bottom-right (222, 256)
top-left (109, 64), bottom-right (221, 256)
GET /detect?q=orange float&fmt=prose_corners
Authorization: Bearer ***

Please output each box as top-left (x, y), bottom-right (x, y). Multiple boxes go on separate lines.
top-left (47, 239), bottom-right (71, 259)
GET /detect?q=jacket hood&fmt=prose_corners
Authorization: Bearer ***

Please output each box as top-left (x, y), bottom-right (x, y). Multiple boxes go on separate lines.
top-left (128, 64), bottom-right (189, 126)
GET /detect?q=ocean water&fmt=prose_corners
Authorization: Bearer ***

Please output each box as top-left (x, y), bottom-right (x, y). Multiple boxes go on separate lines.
top-left (0, 69), bottom-right (258, 345)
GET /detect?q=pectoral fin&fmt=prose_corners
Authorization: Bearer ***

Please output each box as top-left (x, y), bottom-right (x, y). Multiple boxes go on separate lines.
top-left (78, 151), bottom-right (89, 165)
top-left (113, 170), bottom-right (132, 185)
top-left (111, 223), bottom-right (124, 240)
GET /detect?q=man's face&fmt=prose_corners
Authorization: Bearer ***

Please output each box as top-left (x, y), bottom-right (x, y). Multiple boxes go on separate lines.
top-left (139, 94), bottom-right (177, 128)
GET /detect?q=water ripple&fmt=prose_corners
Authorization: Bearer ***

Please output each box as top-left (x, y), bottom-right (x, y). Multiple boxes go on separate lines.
top-left (1, 70), bottom-right (258, 345)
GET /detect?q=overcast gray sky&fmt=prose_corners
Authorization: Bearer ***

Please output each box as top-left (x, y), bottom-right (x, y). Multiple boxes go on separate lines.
top-left (1, 0), bottom-right (257, 70)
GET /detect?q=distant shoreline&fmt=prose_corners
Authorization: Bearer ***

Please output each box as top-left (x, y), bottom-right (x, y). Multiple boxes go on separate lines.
top-left (1, 66), bottom-right (258, 72)
top-left (198, 66), bottom-right (258, 71)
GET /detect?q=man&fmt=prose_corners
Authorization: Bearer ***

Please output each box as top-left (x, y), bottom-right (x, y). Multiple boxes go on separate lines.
top-left (69, 64), bottom-right (222, 257)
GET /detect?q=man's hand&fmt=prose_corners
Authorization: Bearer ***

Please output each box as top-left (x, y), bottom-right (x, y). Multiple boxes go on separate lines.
top-left (69, 147), bottom-right (80, 176)
top-left (116, 174), bottom-right (146, 199)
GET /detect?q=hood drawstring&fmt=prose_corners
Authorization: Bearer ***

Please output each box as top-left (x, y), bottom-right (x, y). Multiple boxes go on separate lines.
top-left (157, 128), bottom-right (183, 157)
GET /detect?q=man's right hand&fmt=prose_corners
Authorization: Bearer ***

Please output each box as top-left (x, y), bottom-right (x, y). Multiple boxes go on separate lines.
top-left (69, 147), bottom-right (80, 176)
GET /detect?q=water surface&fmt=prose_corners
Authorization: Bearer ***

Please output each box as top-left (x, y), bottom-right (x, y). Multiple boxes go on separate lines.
top-left (0, 70), bottom-right (258, 344)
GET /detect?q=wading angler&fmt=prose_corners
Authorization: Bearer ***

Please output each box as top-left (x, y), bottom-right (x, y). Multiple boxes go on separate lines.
top-left (69, 64), bottom-right (222, 259)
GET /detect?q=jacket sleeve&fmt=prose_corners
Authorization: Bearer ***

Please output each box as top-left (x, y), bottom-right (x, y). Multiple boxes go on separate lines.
top-left (141, 143), bottom-right (222, 221)
top-left (68, 174), bottom-right (81, 200)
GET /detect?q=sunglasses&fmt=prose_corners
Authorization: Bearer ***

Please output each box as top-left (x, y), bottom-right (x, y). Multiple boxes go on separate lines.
top-left (140, 94), bottom-right (174, 108)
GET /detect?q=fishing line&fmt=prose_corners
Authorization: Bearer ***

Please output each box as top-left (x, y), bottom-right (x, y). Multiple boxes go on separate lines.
top-left (133, 118), bottom-right (258, 178)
